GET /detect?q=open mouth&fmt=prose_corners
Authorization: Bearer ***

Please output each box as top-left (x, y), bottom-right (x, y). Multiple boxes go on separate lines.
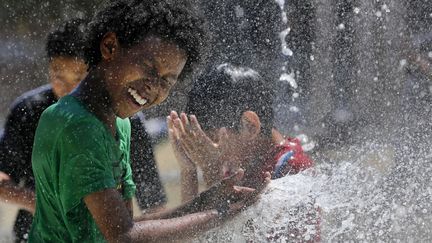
top-left (128, 87), bottom-right (148, 106)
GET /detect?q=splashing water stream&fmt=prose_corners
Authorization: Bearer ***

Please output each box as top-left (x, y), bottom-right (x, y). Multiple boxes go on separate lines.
top-left (193, 1), bottom-right (432, 241)
top-left (192, 136), bottom-right (432, 242)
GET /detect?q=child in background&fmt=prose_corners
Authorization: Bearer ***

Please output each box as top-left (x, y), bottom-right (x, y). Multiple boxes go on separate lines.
top-left (0, 18), bottom-right (87, 242)
top-left (169, 64), bottom-right (314, 195)
top-left (29, 1), bottom-right (268, 242)
top-left (0, 18), bottom-right (166, 241)
top-left (168, 64), bottom-right (318, 242)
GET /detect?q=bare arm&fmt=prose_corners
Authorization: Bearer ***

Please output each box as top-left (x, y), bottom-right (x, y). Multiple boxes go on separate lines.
top-left (84, 188), bottom-right (221, 243)
top-left (135, 170), bottom-right (254, 221)
top-left (0, 174), bottom-right (35, 214)
top-left (125, 199), bottom-right (133, 218)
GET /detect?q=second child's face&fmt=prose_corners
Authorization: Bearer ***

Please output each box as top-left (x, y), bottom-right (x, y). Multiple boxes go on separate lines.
top-left (209, 128), bottom-right (256, 177)
top-left (104, 36), bottom-right (187, 118)
top-left (49, 56), bottom-right (88, 98)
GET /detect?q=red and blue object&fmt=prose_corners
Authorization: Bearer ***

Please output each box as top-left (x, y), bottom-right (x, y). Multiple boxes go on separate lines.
top-left (269, 137), bottom-right (314, 179)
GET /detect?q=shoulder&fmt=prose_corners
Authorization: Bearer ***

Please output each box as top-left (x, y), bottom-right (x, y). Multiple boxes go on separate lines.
top-left (3, 85), bottom-right (54, 129)
top-left (10, 84), bottom-right (55, 112)
top-left (39, 96), bottom-right (105, 138)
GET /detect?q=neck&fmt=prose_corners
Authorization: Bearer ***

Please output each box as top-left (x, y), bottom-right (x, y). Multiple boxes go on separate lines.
top-left (71, 68), bottom-right (117, 133)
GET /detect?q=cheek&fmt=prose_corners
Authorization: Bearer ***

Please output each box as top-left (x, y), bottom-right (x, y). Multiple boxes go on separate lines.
top-left (159, 88), bottom-right (171, 102)
top-left (51, 82), bottom-right (62, 93)
top-left (152, 87), bottom-right (172, 106)
top-left (62, 74), bottom-right (78, 87)
top-left (221, 146), bottom-right (243, 168)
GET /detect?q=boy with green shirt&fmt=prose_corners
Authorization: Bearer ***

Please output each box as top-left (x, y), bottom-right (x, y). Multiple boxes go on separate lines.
top-left (31, 96), bottom-right (135, 242)
top-left (30, 0), bottom-right (269, 242)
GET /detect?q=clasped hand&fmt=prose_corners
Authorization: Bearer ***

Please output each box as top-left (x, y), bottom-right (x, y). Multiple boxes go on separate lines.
top-left (167, 111), bottom-right (271, 217)
top-left (167, 111), bottom-right (223, 172)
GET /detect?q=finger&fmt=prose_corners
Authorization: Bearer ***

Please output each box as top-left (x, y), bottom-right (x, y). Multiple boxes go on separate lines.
top-left (173, 118), bottom-right (193, 147)
top-left (233, 186), bottom-right (256, 193)
top-left (231, 186), bottom-right (259, 204)
top-left (218, 127), bottom-right (230, 151)
top-left (189, 115), bottom-right (204, 135)
top-left (167, 116), bottom-right (174, 130)
top-left (234, 168), bottom-right (244, 181)
top-left (264, 172), bottom-right (271, 183)
top-left (0, 172), bottom-right (10, 182)
top-left (220, 169), bottom-right (245, 195)
top-left (167, 126), bottom-right (174, 140)
top-left (168, 128), bottom-right (179, 142)
top-left (221, 169), bottom-right (242, 188)
top-left (180, 113), bottom-right (192, 134)
top-left (173, 117), bottom-right (186, 134)
top-left (170, 111), bottom-right (181, 130)
top-left (167, 116), bottom-right (183, 140)
top-left (173, 118), bottom-right (197, 155)
top-left (170, 110), bottom-right (180, 120)
top-left (190, 115), bottom-right (217, 145)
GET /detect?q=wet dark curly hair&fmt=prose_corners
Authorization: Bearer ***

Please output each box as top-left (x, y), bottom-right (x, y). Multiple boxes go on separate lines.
top-left (187, 63), bottom-right (274, 136)
top-left (46, 18), bottom-right (87, 59)
top-left (85, 0), bottom-right (210, 79)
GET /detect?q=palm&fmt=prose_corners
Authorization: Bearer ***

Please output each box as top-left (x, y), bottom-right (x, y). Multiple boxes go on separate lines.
top-left (168, 111), bottom-right (222, 170)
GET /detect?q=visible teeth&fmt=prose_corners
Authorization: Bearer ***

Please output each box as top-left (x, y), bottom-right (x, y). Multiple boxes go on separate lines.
top-left (128, 88), bottom-right (148, 106)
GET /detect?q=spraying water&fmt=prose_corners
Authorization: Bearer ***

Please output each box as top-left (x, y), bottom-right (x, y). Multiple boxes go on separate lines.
top-left (192, 129), bottom-right (432, 242)
top-left (193, 0), bottom-right (432, 241)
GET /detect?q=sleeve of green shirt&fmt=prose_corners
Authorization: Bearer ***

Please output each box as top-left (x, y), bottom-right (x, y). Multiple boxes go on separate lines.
top-left (58, 119), bottom-right (117, 213)
top-left (119, 118), bottom-right (136, 201)
top-left (122, 156), bottom-right (136, 201)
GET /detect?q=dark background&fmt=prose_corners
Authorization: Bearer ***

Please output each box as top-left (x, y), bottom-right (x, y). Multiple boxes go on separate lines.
top-left (1, 0), bottom-right (431, 148)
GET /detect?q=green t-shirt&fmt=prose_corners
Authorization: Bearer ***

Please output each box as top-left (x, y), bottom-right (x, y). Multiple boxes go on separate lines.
top-left (29, 95), bottom-right (136, 242)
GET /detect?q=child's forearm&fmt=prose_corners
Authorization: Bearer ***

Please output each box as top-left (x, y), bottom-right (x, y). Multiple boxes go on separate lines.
top-left (180, 167), bottom-right (199, 203)
top-left (0, 182), bottom-right (35, 213)
top-left (128, 210), bottom-right (220, 242)
top-left (135, 184), bottom-right (219, 221)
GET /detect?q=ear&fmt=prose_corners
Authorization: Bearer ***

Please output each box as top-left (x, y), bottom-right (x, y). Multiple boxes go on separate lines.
top-left (100, 32), bottom-right (120, 61)
top-left (240, 111), bottom-right (261, 140)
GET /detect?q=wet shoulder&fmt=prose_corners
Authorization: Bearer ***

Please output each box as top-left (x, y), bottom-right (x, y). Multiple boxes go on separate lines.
top-left (38, 95), bottom-right (103, 135)
top-left (8, 84), bottom-right (55, 120)
top-left (11, 84), bottom-right (54, 108)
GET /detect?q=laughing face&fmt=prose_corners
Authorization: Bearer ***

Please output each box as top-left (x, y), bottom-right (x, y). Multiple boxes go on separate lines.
top-left (102, 35), bottom-right (187, 118)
